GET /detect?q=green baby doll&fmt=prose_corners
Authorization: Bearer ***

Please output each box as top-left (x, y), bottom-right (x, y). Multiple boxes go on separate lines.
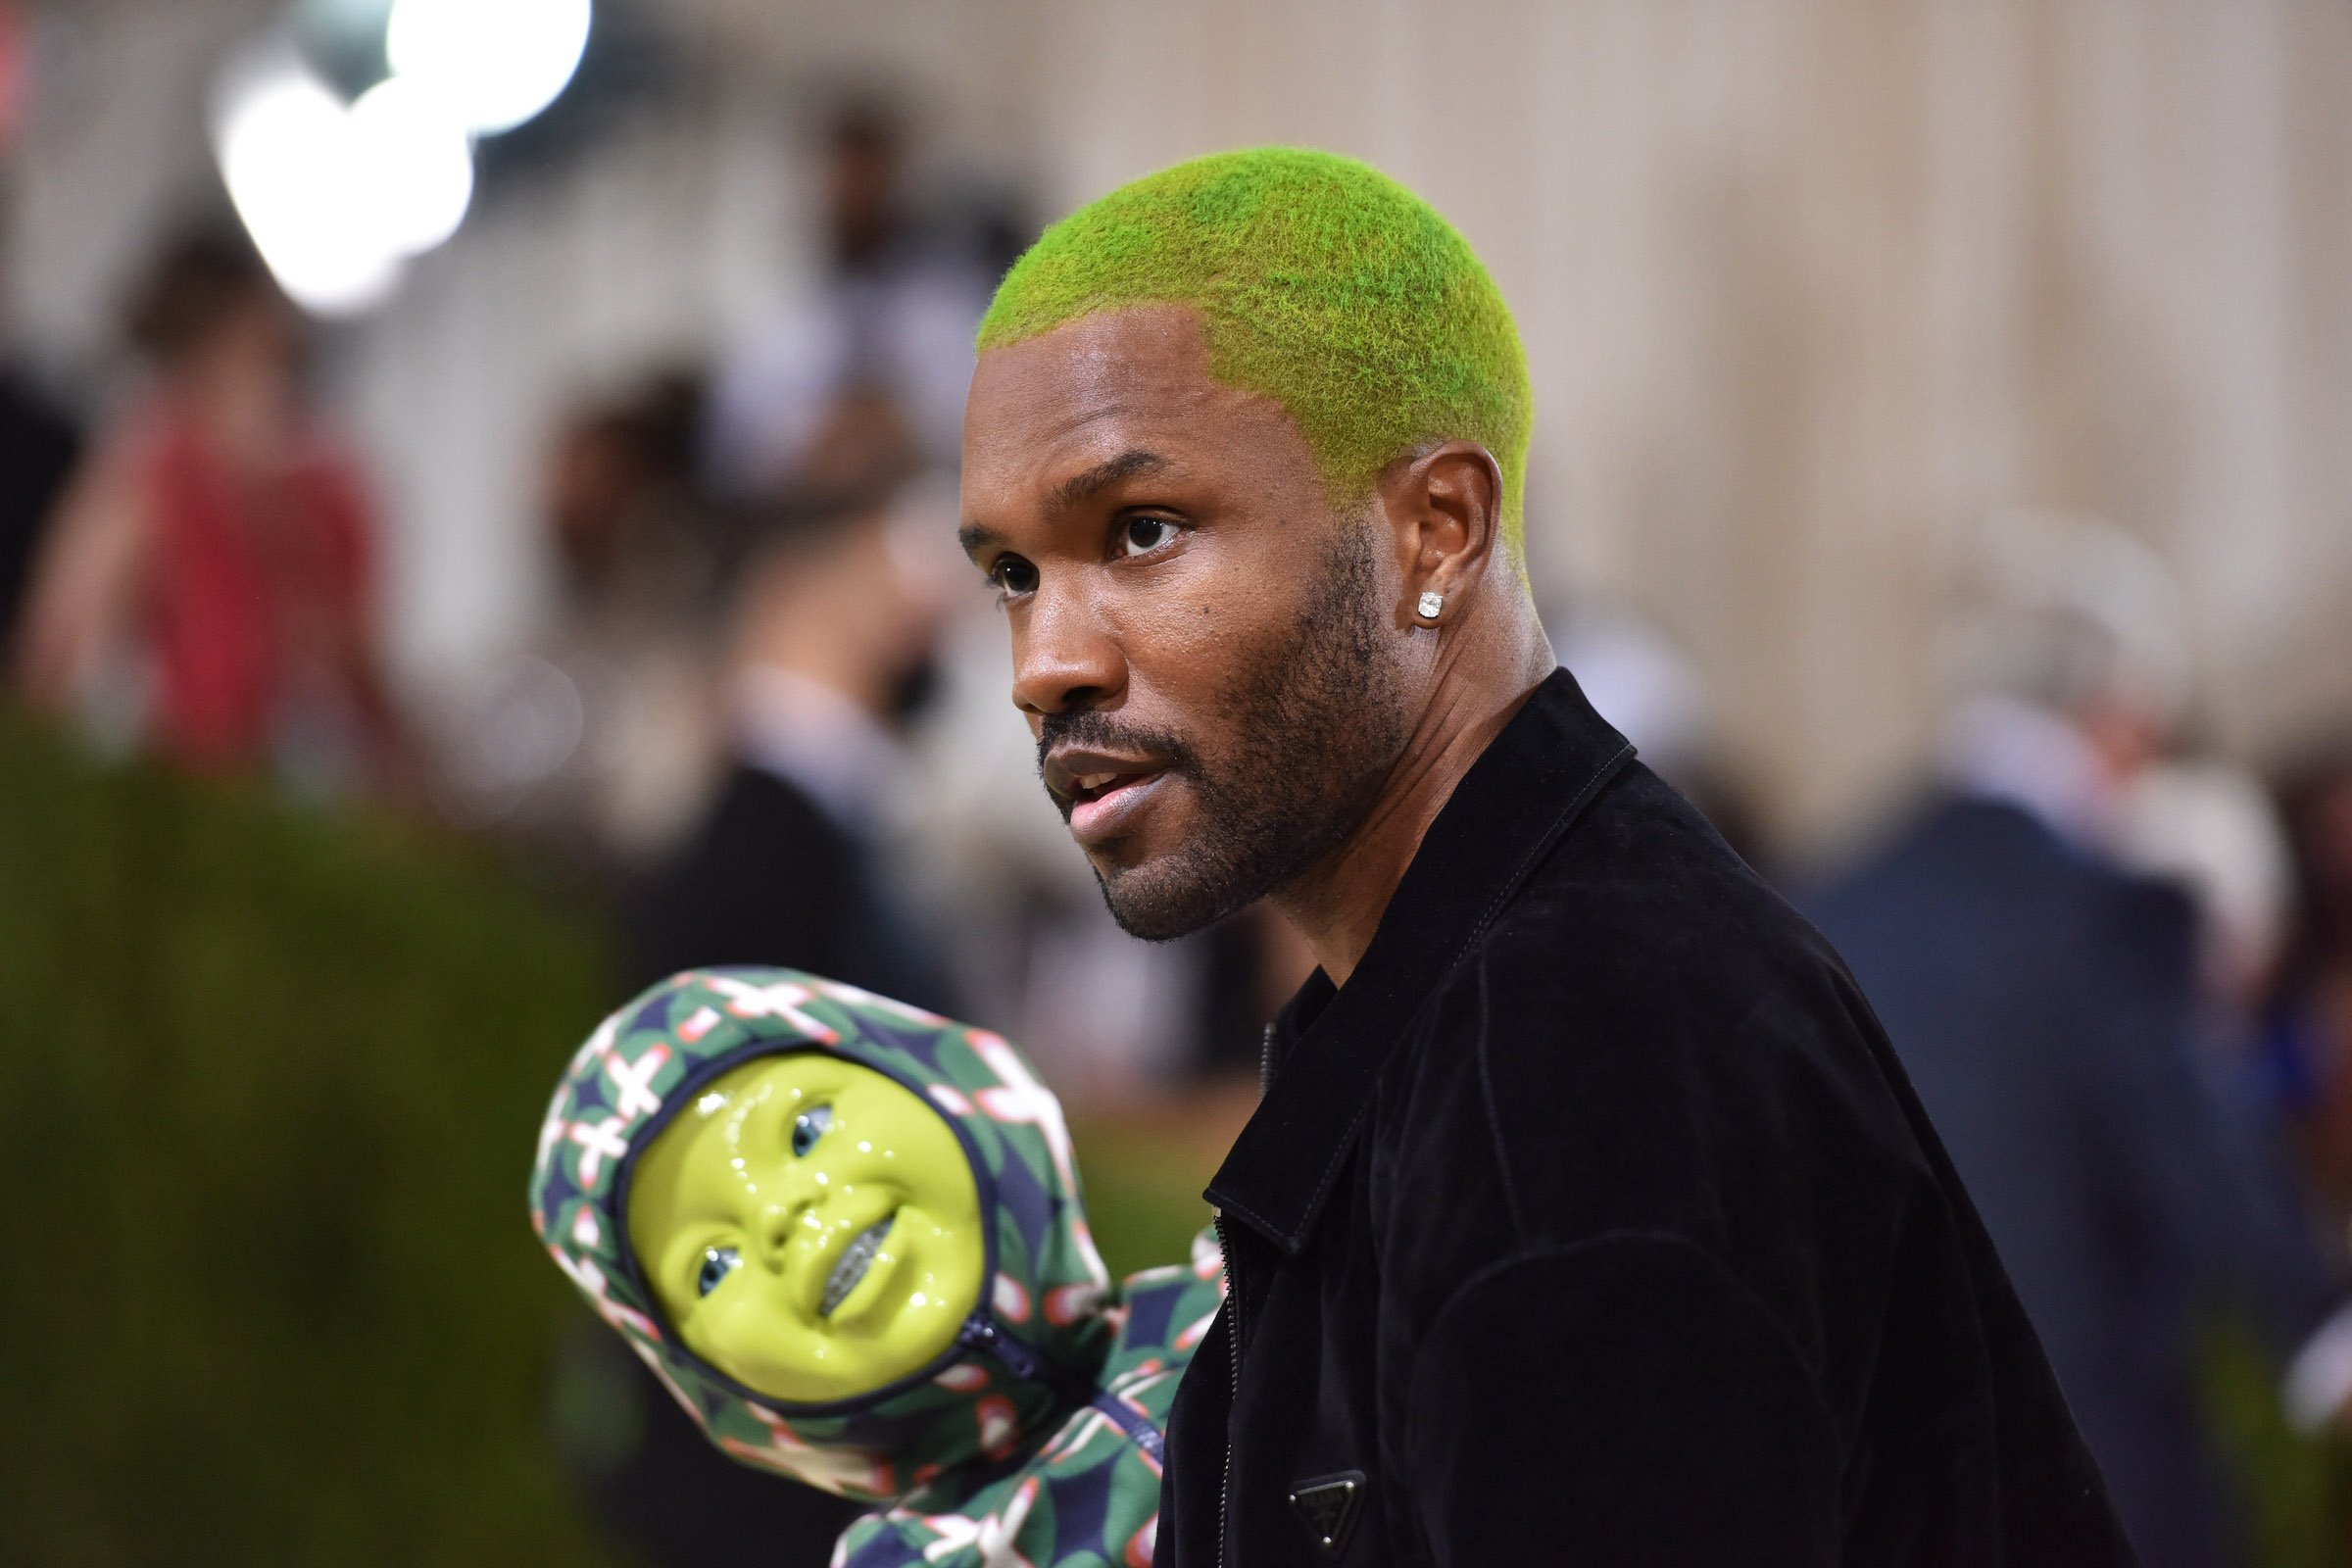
top-left (529, 967), bottom-right (1224, 1566)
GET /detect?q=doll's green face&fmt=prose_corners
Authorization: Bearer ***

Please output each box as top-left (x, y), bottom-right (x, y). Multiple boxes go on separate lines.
top-left (626, 1054), bottom-right (985, 1404)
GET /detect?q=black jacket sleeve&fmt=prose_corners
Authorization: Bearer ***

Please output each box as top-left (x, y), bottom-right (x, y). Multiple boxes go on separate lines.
top-left (1404, 1233), bottom-right (1842, 1565)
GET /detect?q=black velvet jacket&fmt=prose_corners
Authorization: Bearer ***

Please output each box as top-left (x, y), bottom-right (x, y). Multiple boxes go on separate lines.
top-left (1155, 670), bottom-right (2134, 1567)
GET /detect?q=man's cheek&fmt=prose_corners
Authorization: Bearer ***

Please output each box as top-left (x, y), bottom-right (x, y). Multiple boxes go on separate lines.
top-left (1127, 597), bottom-right (1276, 702)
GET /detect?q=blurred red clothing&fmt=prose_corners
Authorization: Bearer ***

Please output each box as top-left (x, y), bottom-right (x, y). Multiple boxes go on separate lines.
top-left (133, 404), bottom-right (382, 775)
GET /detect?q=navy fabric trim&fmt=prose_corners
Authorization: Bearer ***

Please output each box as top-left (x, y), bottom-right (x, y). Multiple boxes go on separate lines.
top-left (1088, 1391), bottom-right (1167, 1461)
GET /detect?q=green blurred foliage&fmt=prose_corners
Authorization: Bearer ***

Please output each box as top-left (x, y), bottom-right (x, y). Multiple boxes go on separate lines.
top-left (1071, 1122), bottom-right (1217, 1283)
top-left (0, 713), bottom-right (625, 1565)
top-left (2198, 1313), bottom-right (2352, 1568)
top-left (0, 711), bottom-right (1230, 1564)
top-left (74, 705), bottom-right (2352, 1567)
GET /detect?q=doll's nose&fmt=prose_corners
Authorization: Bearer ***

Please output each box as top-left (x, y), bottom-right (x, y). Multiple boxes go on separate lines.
top-left (756, 1210), bottom-right (794, 1271)
top-left (755, 1175), bottom-right (827, 1269)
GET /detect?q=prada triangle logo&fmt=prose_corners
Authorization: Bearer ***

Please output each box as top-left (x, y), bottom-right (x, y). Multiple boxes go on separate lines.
top-left (1288, 1470), bottom-right (1367, 1556)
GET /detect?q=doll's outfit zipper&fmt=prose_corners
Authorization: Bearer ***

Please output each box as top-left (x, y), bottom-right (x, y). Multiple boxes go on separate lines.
top-left (958, 1313), bottom-right (1166, 1462)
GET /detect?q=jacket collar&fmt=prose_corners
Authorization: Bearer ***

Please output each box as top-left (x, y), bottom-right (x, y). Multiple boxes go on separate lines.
top-left (1204, 667), bottom-right (1635, 1253)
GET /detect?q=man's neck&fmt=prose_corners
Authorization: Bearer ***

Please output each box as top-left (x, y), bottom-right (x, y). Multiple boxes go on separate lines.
top-left (1274, 625), bottom-right (1555, 989)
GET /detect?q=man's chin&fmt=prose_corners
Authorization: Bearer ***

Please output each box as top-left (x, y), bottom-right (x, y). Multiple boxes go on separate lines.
top-left (1091, 801), bottom-right (1363, 941)
top-left (1093, 859), bottom-right (1248, 943)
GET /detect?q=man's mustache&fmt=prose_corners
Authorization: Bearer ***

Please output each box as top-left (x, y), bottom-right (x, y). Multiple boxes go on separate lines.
top-left (1035, 710), bottom-right (1201, 782)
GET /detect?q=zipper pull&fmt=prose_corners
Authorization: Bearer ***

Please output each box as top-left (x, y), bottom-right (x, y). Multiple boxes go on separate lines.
top-left (958, 1311), bottom-right (1048, 1383)
top-left (962, 1308), bottom-right (1165, 1461)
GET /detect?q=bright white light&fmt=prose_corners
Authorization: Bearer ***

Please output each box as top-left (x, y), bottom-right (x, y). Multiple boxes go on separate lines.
top-left (348, 75), bottom-right (474, 257)
top-left (213, 55), bottom-right (399, 316)
top-left (386, 0), bottom-right (591, 136)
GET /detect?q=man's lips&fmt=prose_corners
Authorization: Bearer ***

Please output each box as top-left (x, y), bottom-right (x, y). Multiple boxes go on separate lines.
top-left (1042, 747), bottom-right (1171, 805)
top-left (1044, 746), bottom-right (1174, 847)
top-left (1067, 771), bottom-right (1169, 845)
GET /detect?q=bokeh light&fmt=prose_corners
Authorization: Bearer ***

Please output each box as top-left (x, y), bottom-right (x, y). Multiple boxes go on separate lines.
top-left (348, 74), bottom-right (474, 258)
top-left (213, 50), bottom-right (399, 316)
top-left (385, 0), bottom-right (592, 137)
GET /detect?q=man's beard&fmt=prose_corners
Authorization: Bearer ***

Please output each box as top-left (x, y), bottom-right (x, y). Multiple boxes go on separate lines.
top-left (1037, 521), bottom-right (1409, 941)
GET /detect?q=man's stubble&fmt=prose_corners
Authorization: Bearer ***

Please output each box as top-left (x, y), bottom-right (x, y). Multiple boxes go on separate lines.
top-left (1040, 520), bottom-right (1412, 942)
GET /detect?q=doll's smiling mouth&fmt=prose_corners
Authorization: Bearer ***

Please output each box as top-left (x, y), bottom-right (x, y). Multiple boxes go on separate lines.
top-left (821, 1213), bottom-right (895, 1316)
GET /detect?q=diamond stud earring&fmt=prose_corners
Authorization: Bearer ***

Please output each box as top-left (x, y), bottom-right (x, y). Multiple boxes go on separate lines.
top-left (1416, 590), bottom-right (1445, 621)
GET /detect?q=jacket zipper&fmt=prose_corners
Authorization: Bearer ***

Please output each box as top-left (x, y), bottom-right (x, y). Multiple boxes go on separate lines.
top-left (1211, 1204), bottom-right (1243, 1568)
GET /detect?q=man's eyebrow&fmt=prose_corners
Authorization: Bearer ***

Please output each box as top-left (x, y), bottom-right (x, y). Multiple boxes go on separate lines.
top-left (1047, 449), bottom-right (1171, 516)
top-left (959, 450), bottom-right (1175, 562)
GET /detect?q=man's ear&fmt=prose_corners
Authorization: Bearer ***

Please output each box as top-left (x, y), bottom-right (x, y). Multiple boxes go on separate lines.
top-left (1378, 440), bottom-right (1504, 626)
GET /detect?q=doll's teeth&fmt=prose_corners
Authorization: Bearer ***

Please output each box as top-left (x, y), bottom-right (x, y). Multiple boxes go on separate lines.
top-left (821, 1214), bottom-right (895, 1316)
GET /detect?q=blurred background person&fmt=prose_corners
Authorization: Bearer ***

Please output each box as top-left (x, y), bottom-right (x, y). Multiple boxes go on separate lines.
top-left (1549, 594), bottom-right (1766, 865)
top-left (1797, 519), bottom-right (2352, 1568)
top-left (623, 393), bottom-right (961, 1008)
top-left (2119, 750), bottom-right (2299, 1023)
top-left (2259, 744), bottom-right (2352, 1231)
top-left (437, 371), bottom-right (725, 880)
top-left (0, 189), bottom-right (80, 655)
top-left (565, 396), bottom-right (962, 1568)
top-left (11, 223), bottom-right (409, 799)
top-left (0, 342), bottom-right (74, 654)
top-left (704, 96), bottom-right (1017, 500)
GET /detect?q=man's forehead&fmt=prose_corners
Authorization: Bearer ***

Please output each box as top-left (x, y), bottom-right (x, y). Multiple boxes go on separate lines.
top-left (973, 310), bottom-right (1210, 435)
top-left (962, 306), bottom-right (1291, 508)
top-left (985, 302), bottom-right (1211, 393)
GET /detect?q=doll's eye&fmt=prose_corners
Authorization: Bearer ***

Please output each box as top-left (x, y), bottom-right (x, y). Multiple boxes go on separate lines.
top-left (792, 1104), bottom-right (834, 1157)
top-left (697, 1246), bottom-right (741, 1298)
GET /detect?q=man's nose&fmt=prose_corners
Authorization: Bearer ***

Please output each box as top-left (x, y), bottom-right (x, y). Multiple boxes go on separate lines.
top-left (1009, 580), bottom-right (1124, 717)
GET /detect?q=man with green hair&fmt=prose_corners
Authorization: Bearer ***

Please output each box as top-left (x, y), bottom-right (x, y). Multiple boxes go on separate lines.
top-left (958, 148), bottom-right (2131, 1564)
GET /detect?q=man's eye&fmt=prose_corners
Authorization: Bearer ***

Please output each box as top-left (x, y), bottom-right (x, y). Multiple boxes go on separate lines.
top-left (697, 1246), bottom-right (741, 1298)
top-left (1120, 516), bottom-right (1179, 558)
top-left (989, 558), bottom-right (1038, 596)
top-left (792, 1104), bottom-right (834, 1157)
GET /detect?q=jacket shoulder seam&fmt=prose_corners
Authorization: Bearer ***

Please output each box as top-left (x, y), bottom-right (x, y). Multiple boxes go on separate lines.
top-left (1471, 948), bottom-right (1528, 1240)
top-left (1445, 739), bottom-right (1635, 978)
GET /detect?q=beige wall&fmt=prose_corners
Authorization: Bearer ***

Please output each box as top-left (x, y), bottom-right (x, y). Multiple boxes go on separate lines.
top-left (705, 0), bottom-right (2352, 845)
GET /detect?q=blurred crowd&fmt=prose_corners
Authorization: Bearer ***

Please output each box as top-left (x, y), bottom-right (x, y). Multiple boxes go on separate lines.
top-left (4, 101), bottom-right (1299, 1099)
top-left (3, 101), bottom-right (1295, 1568)
top-left (9, 79), bottom-right (2352, 1568)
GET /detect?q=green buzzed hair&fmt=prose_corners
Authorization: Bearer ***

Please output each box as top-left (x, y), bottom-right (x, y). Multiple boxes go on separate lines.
top-left (978, 147), bottom-right (1533, 552)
